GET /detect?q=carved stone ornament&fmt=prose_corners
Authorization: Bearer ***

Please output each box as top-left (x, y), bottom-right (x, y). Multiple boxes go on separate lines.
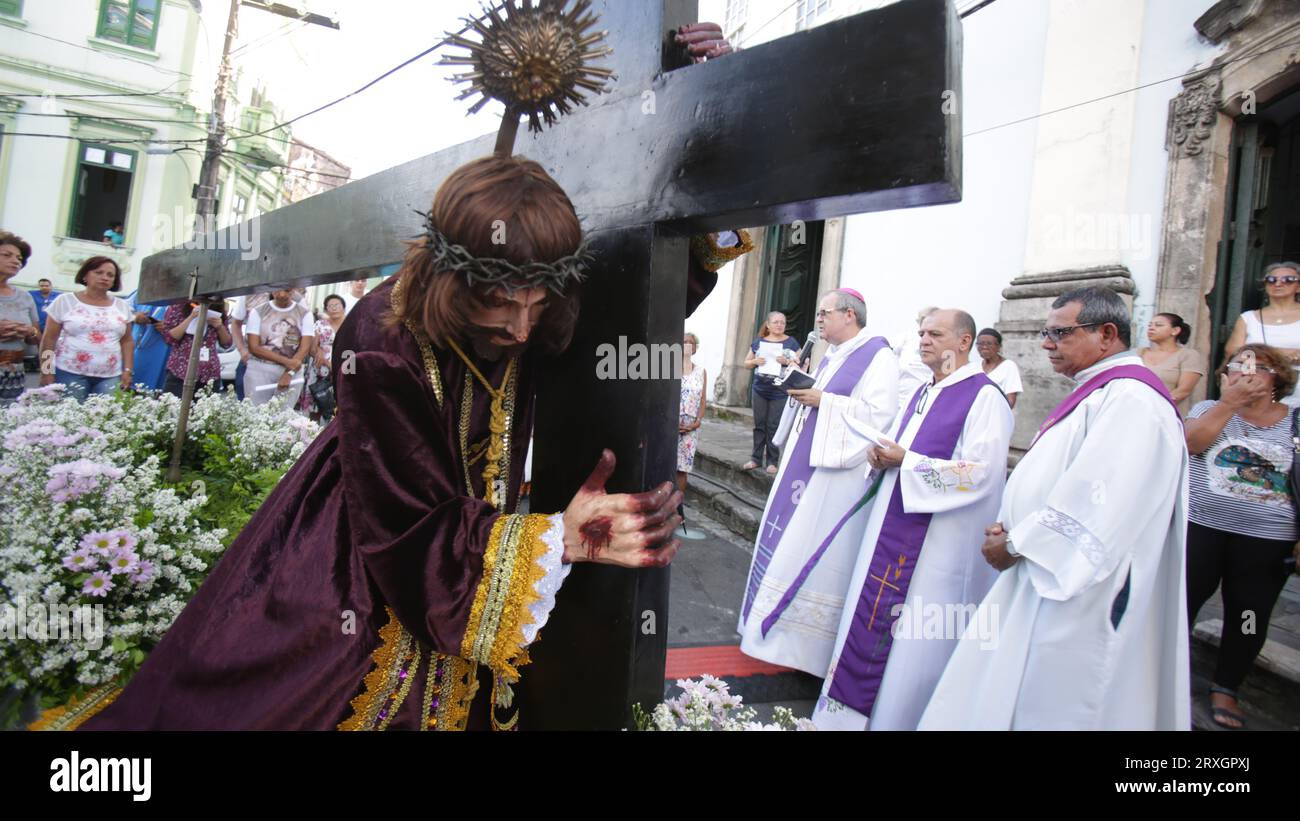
top-left (1170, 74), bottom-right (1222, 158)
top-left (1194, 0), bottom-right (1267, 44)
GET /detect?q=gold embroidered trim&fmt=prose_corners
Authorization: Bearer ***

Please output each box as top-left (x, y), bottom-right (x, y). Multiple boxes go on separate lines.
top-left (461, 513), bottom-right (553, 685)
top-left (435, 654), bottom-right (478, 731)
top-left (421, 652), bottom-right (441, 730)
top-left (28, 684), bottom-right (122, 731)
top-left (377, 646), bottom-right (421, 731)
top-left (390, 276), bottom-right (444, 409)
top-left (338, 608), bottom-right (416, 731)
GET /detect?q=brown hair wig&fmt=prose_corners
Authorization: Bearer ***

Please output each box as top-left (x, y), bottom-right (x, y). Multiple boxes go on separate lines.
top-left (390, 155), bottom-right (582, 355)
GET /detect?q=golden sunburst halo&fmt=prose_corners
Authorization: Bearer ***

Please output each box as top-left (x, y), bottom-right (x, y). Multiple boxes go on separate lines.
top-left (441, 0), bottom-right (616, 135)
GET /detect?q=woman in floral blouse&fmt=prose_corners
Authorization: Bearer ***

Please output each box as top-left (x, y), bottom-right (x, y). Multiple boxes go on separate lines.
top-left (160, 298), bottom-right (232, 396)
top-left (39, 256), bottom-right (134, 402)
top-left (302, 293), bottom-right (346, 420)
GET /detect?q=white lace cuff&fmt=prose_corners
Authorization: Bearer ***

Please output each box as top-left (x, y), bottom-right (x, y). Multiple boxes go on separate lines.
top-left (522, 513), bottom-right (571, 646)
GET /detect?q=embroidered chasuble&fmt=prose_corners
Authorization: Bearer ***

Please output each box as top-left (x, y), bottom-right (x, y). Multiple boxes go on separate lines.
top-left (52, 278), bottom-right (569, 731)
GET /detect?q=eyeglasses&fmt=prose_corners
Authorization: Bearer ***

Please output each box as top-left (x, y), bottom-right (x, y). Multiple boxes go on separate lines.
top-left (1264, 275), bottom-right (1300, 285)
top-left (1226, 362), bottom-right (1278, 375)
top-left (815, 308), bottom-right (845, 320)
top-left (1038, 323), bottom-right (1100, 342)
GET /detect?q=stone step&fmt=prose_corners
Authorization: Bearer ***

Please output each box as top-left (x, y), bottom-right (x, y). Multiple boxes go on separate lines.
top-left (1190, 618), bottom-right (1300, 730)
top-left (694, 447), bottom-right (776, 500)
top-left (685, 470), bottom-right (765, 545)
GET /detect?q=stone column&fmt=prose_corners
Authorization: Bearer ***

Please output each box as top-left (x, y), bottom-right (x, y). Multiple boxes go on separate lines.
top-left (714, 226), bottom-right (767, 408)
top-left (997, 265), bottom-right (1136, 456)
top-left (1154, 70), bottom-right (1230, 407)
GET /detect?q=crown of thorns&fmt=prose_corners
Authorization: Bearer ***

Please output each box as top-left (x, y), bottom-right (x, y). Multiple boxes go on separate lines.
top-left (417, 210), bottom-right (592, 295)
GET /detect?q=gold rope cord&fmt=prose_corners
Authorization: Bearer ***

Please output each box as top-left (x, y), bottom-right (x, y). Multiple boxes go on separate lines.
top-left (446, 338), bottom-right (518, 509)
top-left (389, 276), bottom-right (445, 409)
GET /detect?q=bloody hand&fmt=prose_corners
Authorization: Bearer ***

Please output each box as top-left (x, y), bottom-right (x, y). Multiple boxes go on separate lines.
top-left (562, 449), bottom-right (683, 568)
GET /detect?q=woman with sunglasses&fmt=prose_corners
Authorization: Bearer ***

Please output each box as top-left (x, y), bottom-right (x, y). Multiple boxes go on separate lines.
top-left (1185, 343), bottom-right (1300, 729)
top-left (1225, 261), bottom-right (1300, 405)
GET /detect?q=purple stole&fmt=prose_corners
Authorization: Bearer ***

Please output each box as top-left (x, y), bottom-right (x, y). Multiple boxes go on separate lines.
top-left (825, 372), bottom-right (994, 717)
top-left (741, 336), bottom-right (890, 623)
top-left (1030, 363), bottom-right (1180, 449)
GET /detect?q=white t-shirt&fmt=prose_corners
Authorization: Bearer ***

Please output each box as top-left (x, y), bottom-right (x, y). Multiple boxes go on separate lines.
top-left (232, 293), bottom-right (307, 323)
top-left (46, 293), bottom-right (133, 377)
top-left (1242, 310), bottom-right (1300, 405)
top-left (245, 301), bottom-right (314, 360)
top-left (986, 358), bottom-right (1023, 397)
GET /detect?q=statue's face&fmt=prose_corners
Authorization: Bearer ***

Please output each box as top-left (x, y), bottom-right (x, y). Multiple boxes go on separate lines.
top-left (467, 285), bottom-right (549, 348)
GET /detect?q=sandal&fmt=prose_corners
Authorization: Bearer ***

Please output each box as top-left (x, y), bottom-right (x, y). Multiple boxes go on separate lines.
top-left (741, 461), bottom-right (759, 470)
top-left (1208, 684), bottom-right (1246, 730)
top-left (765, 465), bottom-right (778, 475)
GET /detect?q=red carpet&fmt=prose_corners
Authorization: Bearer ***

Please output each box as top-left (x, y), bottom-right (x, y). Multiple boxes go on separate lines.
top-left (664, 645), bottom-right (794, 680)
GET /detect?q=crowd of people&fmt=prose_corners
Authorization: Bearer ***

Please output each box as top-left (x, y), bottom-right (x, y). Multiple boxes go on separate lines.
top-left (0, 228), bottom-right (363, 425)
top-left (714, 270), bottom-right (1300, 730)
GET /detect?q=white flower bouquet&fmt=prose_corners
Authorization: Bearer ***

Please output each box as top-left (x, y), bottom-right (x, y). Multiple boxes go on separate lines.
top-left (0, 385), bottom-right (319, 723)
top-left (636, 675), bottom-right (816, 731)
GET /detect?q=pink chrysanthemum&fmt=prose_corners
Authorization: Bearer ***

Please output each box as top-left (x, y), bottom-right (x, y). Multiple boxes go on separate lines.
top-left (61, 549), bottom-right (97, 572)
top-left (82, 571), bottom-right (113, 597)
top-left (106, 548), bottom-right (140, 576)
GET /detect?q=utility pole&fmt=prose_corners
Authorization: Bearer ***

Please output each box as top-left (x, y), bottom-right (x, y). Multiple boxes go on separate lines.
top-left (168, 0), bottom-right (338, 484)
top-left (194, 1), bottom-right (340, 238)
top-left (193, 0), bottom-right (240, 239)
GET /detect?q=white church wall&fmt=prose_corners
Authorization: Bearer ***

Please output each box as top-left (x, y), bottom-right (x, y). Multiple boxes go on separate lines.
top-left (837, 0), bottom-right (1051, 353)
top-left (688, 259), bottom-right (735, 396)
top-left (1126, 0), bottom-right (1224, 343)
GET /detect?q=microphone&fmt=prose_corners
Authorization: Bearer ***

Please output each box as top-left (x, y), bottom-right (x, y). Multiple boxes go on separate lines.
top-left (793, 329), bottom-right (819, 370)
top-left (779, 329), bottom-right (819, 383)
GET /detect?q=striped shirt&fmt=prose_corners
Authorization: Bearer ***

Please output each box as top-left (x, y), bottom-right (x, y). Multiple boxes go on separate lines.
top-left (1187, 400), bottom-right (1297, 541)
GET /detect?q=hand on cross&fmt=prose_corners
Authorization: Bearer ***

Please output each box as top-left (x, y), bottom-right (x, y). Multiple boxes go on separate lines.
top-left (562, 449), bottom-right (683, 568)
top-left (676, 22), bottom-right (734, 63)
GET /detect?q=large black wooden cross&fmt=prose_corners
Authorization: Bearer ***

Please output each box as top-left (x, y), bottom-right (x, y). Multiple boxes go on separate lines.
top-left (136, 0), bottom-right (961, 729)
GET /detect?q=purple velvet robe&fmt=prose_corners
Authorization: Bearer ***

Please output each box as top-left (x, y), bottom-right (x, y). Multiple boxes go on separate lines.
top-left (82, 278), bottom-right (539, 730)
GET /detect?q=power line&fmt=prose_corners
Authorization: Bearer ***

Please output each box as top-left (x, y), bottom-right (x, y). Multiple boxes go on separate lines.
top-left (19, 111), bottom-right (208, 128)
top-left (18, 109), bottom-right (299, 147)
top-left (233, 2), bottom-right (512, 142)
top-left (965, 34), bottom-right (1300, 139)
top-left (740, 0), bottom-right (799, 46)
top-left (229, 18), bottom-right (305, 58)
top-left (5, 78), bottom-right (188, 99)
top-left (214, 146), bottom-right (353, 181)
top-left (7, 26), bottom-right (193, 78)
top-left (958, 0), bottom-right (998, 18)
